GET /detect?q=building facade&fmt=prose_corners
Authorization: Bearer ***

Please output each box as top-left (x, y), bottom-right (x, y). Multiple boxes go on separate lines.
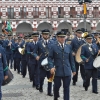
top-left (0, 0), bottom-right (100, 34)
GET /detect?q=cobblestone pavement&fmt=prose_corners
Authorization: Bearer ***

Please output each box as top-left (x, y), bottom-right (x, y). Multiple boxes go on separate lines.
top-left (2, 69), bottom-right (100, 100)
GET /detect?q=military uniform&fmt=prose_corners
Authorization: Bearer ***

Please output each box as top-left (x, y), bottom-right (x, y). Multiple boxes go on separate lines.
top-left (33, 29), bottom-right (53, 96)
top-left (0, 44), bottom-right (8, 99)
top-left (71, 29), bottom-right (85, 85)
top-left (92, 32), bottom-right (100, 79)
top-left (5, 35), bottom-right (13, 69)
top-left (13, 37), bottom-right (21, 73)
top-left (27, 33), bottom-right (40, 89)
top-left (48, 31), bottom-right (76, 100)
top-left (81, 34), bottom-right (98, 93)
top-left (19, 39), bottom-right (28, 77)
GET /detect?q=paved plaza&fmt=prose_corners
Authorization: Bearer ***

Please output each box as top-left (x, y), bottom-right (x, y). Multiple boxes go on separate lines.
top-left (2, 69), bottom-right (100, 100)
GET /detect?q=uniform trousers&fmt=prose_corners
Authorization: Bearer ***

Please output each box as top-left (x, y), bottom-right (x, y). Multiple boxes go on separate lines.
top-left (83, 69), bottom-right (98, 92)
top-left (40, 67), bottom-right (52, 94)
top-left (0, 71), bottom-right (4, 100)
top-left (28, 59), bottom-right (39, 86)
top-left (73, 61), bottom-right (85, 83)
top-left (54, 76), bottom-right (71, 100)
top-left (21, 60), bottom-right (27, 77)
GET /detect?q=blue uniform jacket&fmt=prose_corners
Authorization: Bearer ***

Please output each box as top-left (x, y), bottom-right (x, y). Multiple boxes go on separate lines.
top-left (0, 45), bottom-right (8, 76)
top-left (13, 43), bottom-right (21, 59)
top-left (71, 36), bottom-right (85, 53)
top-left (81, 43), bottom-right (98, 69)
top-left (48, 42), bottom-right (76, 76)
top-left (27, 42), bottom-right (37, 64)
top-left (33, 39), bottom-right (54, 66)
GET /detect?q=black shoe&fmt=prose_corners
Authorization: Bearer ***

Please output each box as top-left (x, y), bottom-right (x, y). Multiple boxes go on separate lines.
top-left (47, 93), bottom-right (53, 96)
top-left (36, 85), bottom-right (40, 90)
top-left (92, 91), bottom-right (98, 94)
top-left (73, 82), bottom-right (76, 85)
top-left (22, 76), bottom-right (25, 78)
top-left (32, 84), bottom-right (36, 88)
top-left (84, 87), bottom-right (88, 91)
top-left (30, 80), bottom-right (32, 82)
top-left (39, 88), bottom-right (43, 92)
top-left (54, 98), bottom-right (58, 100)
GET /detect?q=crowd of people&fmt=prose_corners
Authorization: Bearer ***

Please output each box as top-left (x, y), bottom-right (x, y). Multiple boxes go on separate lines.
top-left (0, 28), bottom-right (100, 100)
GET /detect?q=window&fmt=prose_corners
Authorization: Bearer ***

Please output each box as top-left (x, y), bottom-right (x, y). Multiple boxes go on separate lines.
top-left (33, 7), bottom-right (39, 18)
top-left (46, 7), bottom-right (51, 18)
top-left (93, 7), bottom-right (99, 18)
top-left (58, 7), bottom-right (64, 18)
top-left (7, 7), bottom-right (14, 19)
top-left (69, 7), bottom-right (76, 18)
top-left (20, 7), bottom-right (27, 19)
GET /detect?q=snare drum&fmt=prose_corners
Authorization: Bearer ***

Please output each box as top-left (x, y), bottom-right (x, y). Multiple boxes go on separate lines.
top-left (41, 58), bottom-right (50, 71)
top-left (93, 56), bottom-right (100, 69)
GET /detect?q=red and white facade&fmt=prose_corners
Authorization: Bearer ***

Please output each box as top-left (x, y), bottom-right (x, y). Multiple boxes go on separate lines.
top-left (0, 0), bottom-right (100, 34)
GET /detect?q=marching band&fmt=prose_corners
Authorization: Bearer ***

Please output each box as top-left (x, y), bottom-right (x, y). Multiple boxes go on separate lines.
top-left (1, 28), bottom-right (100, 100)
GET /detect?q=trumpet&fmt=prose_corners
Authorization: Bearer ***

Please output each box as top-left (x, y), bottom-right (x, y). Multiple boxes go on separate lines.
top-left (48, 74), bottom-right (55, 82)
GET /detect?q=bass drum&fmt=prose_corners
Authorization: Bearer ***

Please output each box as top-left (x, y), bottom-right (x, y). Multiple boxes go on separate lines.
top-left (93, 56), bottom-right (100, 69)
top-left (2, 69), bottom-right (14, 86)
top-left (75, 45), bottom-right (83, 64)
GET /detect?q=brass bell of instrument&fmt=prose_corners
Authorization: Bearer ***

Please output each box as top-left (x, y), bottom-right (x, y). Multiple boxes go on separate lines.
top-left (82, 32), bottom-right (88, 38)
top-left (18, 48), bottom-right (25, 55)
top-left (48, 74), bottom-right (55, 82)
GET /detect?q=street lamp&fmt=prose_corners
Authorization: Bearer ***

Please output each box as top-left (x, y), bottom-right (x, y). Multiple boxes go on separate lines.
top-left (78, 0), bottom-right (92, 31)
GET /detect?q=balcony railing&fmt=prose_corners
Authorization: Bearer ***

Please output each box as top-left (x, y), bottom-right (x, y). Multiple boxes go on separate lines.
top-left (3, 17), bottom-right (100, 22)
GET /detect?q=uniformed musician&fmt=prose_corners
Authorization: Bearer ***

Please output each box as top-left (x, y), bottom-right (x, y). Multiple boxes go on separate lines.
top-left (48, 31), bottom-right (76, 100)
top-left (0, 36), bottom-right (8, 100)
top-left (81, 34), bottom-right (99, 94)
top-left (71, 29), bottom-right (85, 85)
top-left (27, 32), bottom-right (40, 90)
top-left (33, 29), bottom-right (54, 96)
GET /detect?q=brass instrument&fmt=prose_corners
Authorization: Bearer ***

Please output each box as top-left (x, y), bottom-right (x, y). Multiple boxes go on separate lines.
top-left (75, 45), bottom-right (84, 64)
top-left (18, 47), bottom-right (25, 55)
top-left (82, 32), bottom-right (88, 38)
top-left (18, 42), bottom-right (25, 55)
top-left (48, 74), bottom-right (55, 82)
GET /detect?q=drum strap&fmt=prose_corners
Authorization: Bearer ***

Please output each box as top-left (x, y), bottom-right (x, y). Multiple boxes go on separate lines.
top-left (42, 42), bottom-right (49, 56)
top-left (86, 44), bottom-right (97, 59)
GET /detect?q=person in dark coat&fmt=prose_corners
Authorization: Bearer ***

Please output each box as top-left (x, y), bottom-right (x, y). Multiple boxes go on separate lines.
top-left (81, 34), bottom-right (99, 94)
top-left (48, 31), bottom-right (76, 100)
top-left (0, 39), bottom-right (8, 100)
